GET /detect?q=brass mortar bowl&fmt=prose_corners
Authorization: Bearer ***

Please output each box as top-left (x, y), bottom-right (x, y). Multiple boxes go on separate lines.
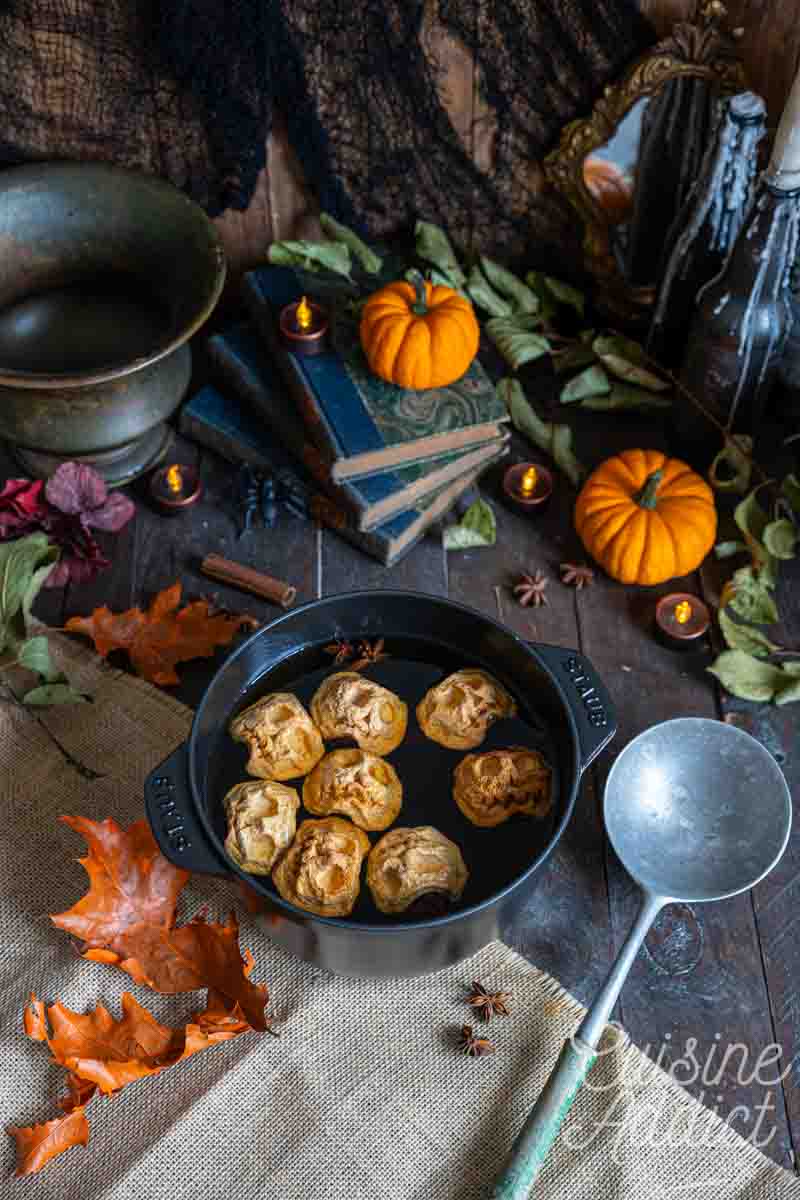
top-left (0, 163), bottom-right (226, 484)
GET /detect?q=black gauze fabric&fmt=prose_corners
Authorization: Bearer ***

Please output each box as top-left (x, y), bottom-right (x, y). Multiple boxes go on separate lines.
top-left (0, 0), bottom-right (654, 259)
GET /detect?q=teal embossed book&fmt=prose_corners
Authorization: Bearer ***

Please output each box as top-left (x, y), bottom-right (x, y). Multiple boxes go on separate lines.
top-left (242, 266), bottom-right (508, 481)
top-left (180, 384), bottom-right (506, 567)
top-left (205, 322), bottom-right (507, 531)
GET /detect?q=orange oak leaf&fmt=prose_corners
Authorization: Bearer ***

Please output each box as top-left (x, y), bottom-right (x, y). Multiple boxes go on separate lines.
top-left (51, 815), bottom-right (269, 1031)
top-left (64, 581), bottom-right (254, 686)
top-left (23, 993), bottom-right (47, 1041)
top-left (11, 987), bottom-right (260, 1174)
top-left (44, 992), bottom-right (253, 1095)
top-left (8, 1109), bottom-right (89, 1176)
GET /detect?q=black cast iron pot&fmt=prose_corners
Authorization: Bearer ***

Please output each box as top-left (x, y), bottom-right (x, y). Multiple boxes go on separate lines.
top-left (144, 591), bottom-right (616, 977)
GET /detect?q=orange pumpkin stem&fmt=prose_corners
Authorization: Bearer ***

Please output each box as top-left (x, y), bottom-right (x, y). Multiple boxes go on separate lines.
top-left (633, 468), bottom-right (664, 510)
top-left (406, 269), bottom-right (429, 317)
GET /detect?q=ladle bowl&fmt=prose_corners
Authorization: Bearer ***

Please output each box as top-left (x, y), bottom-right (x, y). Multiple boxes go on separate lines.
top-left (492, 717), bottom-right (792, 1199)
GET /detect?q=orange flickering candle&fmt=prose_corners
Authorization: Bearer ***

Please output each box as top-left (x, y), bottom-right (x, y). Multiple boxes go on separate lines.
top-left (520, 466), bottom-right (538, 497)
top-left (296, 295), bottom-right (313, 332)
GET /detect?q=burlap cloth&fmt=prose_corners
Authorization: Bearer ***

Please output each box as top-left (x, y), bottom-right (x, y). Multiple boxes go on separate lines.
top-left (1, 634), bottom-right (798, 1199)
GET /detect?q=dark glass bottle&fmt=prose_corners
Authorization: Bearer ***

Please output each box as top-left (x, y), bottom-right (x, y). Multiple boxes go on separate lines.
top-left (673, 86), bottom-right (800, 469)
top-left (648, 92), bottom-right (766, 366)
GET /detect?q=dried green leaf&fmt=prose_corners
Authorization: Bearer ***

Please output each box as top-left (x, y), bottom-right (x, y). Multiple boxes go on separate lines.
top-left (580, 382), bottom-right (671, 411)
top-left (467, 266), bottom-right (513, 317)
top-left (734, 489), bottom-right (770, 547)
top-left (267, 240), bottom-right (352, 278)
top-left (560, 365), bottom-right (610, 404)
top-left (540, 275), bottom-right (585, 317)
top-left (319, 213), bottom-right (382, 275)
top-left (22, 683), bottom-right (89, 707)
top-left (17, 635), bottom-right (55, 679)
top-left (592, 335), bottom-right (670, 391)
top-left (0, 534), bottom-right (59, 655)
top-left (708, 651), bottom-right (786, 702)
top-left (414, 220), bottom-right (467, 288)
top-left (485, 317), bottom-right (550, 370)
top-left (524, 273), bottom-right (558, 323)
top-left (763, 518), bottom-right (797, 560)
top-left (426, 268), bottom-right (469, 299)
top-left (443, 499), bottom-right (497, 550)
top-left (774, 676), bottom-right (800, 705)
top-left (479, 257), bottom-right (539, 313)
top-left (708, 435), bottom-right (753, 495)
top-left (781, 473), bottom-right (800, 512)
top-left (727, 566), bottom-right (779, 625)
top-left (499, 378), bottom-right (586, 488)
top-left (714, 540), bottom-right (748, 560)
top-left (553, 343), bottom-right (598, 374)
top-left (760, 554), bottom-right (780, 590)
top-left (718, 608), bottom-right (779, 658)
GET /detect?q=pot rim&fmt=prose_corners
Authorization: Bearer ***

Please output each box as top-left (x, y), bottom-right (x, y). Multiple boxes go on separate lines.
top-left (187, 589), bottom-right (585, 934)
top-left (0, 163), bottom-right (226, 389)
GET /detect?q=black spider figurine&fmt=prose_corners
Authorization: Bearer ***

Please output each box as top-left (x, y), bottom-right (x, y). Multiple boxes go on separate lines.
top-left (233, 463), bottom-right (310, 537)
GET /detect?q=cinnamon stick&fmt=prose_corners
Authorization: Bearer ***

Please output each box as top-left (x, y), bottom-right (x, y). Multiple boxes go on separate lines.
top-left (200, 554), bottom-right (297, 609)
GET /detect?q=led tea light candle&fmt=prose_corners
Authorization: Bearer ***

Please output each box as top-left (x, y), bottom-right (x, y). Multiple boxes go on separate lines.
top-left (655, 591), bottom-right (711, 650)
top-left (149, 462), bottom-right (203, 514)
top-left (502, 461), bottom-right (554, 513)
top-left (279, 293), bottom-right (330, 356)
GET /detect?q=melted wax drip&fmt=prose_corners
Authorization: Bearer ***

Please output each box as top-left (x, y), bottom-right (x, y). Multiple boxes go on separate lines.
top-left (651, 96), bottom-right (765, 343)
top-left (727, 191), bottom-right (800, 426)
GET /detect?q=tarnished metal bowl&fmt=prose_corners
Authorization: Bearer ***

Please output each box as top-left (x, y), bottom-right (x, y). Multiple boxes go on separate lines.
top-left (0, 163), bottom-right (226, 484)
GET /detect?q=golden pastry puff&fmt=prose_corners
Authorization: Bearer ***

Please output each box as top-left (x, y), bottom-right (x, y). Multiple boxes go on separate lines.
top-left (223, 779), bottom-right (300, 875)
top-left (416, 668), bottom-right (516, 750)
top-left (453, 746), bottom-right (552, 827)
top-left (310, 671), bottom-right (408, 756)
top-left (367, 826), bottom-right (468, 915)
top-left (272, 816), bottom-right (371, 918)
top-left (229, 692), bottom-right (324, 781)
top-left (303, 748), bottom-right (403, 831)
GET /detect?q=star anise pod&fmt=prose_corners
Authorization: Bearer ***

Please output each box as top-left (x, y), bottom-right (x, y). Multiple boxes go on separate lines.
top-left (513, 571), bottom-right (548, 607)
top-left (560, 562), bottom-right (595, 589)
top-left (466, 980), bottom-right (512, 1022)
top-left (324, 639), bottom-right (356, 664)
top-left (350, 637), bottom-right (389, 671)
top-left (457, 1024), bottom-right (495, 1057)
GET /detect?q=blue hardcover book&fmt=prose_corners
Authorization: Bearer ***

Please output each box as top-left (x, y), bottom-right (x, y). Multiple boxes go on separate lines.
top-left (242, 266), bottom-right (508, 482)
top-left (180, 384), bottom-right (505, 567)
top-left (204, 322), bottom-right (506, 532)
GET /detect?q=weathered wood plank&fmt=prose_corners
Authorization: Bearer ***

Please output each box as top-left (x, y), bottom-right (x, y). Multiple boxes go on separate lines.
top-left (570, 414), bottom-right (793, 1165)
top-left (444, 440), bottom-right (616, 1006)
top-left (213, 165), bottom-right (273, 279)
top-left (55, 438), bottom-right (317, 709)
top-left (320, 526), bottom-right (448, 598)
top-left (705, 547), bottom-right (800, 1168)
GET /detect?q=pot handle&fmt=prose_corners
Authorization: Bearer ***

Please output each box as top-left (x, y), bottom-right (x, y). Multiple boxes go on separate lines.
top-left (144, 742), bottom-right (225, 875)
top-left (531, 643), bottom-right (616, 772)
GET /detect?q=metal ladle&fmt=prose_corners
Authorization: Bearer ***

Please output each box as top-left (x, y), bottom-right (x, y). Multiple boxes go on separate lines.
top-left (492, 717), bottom-right (792, 1199)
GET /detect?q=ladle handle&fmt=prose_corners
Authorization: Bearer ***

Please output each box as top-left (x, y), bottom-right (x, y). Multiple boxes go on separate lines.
top-left (489, 1036), bottom-right (596, 1200)
top-left (491, 892), bottom-right (664, 1197)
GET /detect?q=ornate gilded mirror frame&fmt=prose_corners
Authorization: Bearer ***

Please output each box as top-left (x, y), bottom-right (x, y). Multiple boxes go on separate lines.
top-left (544, 1), bottom-right (748, 322)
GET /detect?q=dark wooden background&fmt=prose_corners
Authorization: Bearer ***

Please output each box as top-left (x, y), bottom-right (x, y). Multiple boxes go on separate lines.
top-left (18, 399), bottom-right (800, 1172)
top-left (9, 0), bottom-right (800, 1175)
top-left (214, 1), bottom-right (800, 276)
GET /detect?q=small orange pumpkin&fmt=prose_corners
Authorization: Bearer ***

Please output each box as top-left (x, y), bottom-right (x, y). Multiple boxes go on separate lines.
top-left (574, 448), bottom-right (717, 585)
top-left (359, 270), bottom-right (479, 389)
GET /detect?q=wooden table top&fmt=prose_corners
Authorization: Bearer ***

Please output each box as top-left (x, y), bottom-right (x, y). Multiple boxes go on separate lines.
top-left (9, 402), bottom-right (800, 1171)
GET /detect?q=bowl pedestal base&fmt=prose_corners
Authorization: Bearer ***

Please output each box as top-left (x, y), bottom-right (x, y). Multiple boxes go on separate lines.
top-left (10, 422), bottom-right (174, 487)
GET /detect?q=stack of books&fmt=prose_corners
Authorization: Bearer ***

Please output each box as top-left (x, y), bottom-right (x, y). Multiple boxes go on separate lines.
top-left (181, 266), bottom-right (509, 566)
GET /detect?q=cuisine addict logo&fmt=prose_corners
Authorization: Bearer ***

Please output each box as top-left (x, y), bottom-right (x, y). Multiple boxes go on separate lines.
top-left (562, 1023), bottom-right (789, 1161)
